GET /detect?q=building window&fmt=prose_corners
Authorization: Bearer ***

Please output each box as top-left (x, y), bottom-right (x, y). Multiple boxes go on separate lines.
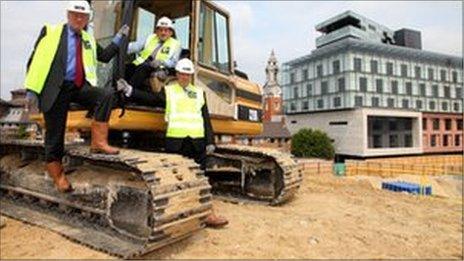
top-left (370, 60), bottom-right (378, 74)
top-left (371, 97), bottom-right (380, 107)
top-left (432, 85), bottom-right (439, 97)
top-left (454, 102), bottom-right (461, 112)
top-left (457, 120), bottom-right (463, 130)
top-left (433, 118), bottom-right (440, 130)
top-left (444, 86), bottom-right (450, 98)
top-left (317, 99), bottom-right (324, 109)
top-left (455, 134), bottom-right (461, 147)
top-left (443, 134), bottom-right (449, 147)
top-left (389, 120), bottom-right (398, 131)
top-left (360, 77), bottom-right (367, 92)
top-left (431, 135), bottom-right (437, 147)
top-left (303, 69), bottom-right (308, 80)
top-left (290, 73), bottom-right (295, 84)
top-left (429, 101), bottom-right (436, 110)
top-left (290, 102), bottom-right (296, 111)
top-left (452, 71), bottom-right (458, 83)
top-left (321, 81), bottom-right (328, 95)
top-left (391, 80), bottom-right (398, 94)
top-left (422, 118), bottom-right (427, 130)
top-left (402, 99), bottom-right (409, 109)
top-left (302, 101), bottom-right (309, 110)
top-left (445, 119), bottom-right (452, 130)
top-left (333, 60), bottom-right (340, 74)
top-left (405, 82), bottom-right (412, 95)
top-left (401, 64), bottom-right (408, 77)
top-left (405, 134), bottom-right (413, 148)
top-left (442, 102), bottom-right (448, 111)
top-left (376, 79), bottom-right (383, 93)
top-left (293, 87), bottom-right (299, 99)
top-left (416, 100), bottom-right (422, 109)
top-left (373, 135), bottom-right (382, 148)
top-left (354, 58), bottom-right (362, 72)
top-left (338, 78), bottom-right (345, 92)
top-left (355, 96), bottom-right (363, 106)
top-left (306, 84), bottom-right (312, 97)
top-left (386, 62), bottom-right (393, 75)
top-left (389, 134), bottom-right (398, 147)
top-left (387, 98), bottom-right (395, 107)
top-left (333, 97), bottom-right (341, 107)
top-left (419, 83), bottom-right (426, 96)
top-left (415, 66), bottom-right (421, 79)
top-left (428, 68), bottom-right (434, 80)
top-left (456, 87), bottom-right (462, 99)
top-left (440, 69), bottom-right (447, 82)
top-left (317, 64), bottom-right (323, 77)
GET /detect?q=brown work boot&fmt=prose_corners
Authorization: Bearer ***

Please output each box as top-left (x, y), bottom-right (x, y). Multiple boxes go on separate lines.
top-left (205, 213), bottom-right (228, 228)
top-left (90, 121), bottom-right (119, 155)
top-left (46, 161), bottom-right (73, 193)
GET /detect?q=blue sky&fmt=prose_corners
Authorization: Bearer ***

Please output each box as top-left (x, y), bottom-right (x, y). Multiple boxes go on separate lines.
top-left (1, 1), bottom-right (462, 100)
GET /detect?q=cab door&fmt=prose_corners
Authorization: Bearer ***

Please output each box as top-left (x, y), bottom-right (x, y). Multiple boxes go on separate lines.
top-left (193, 1), bottom-right (236, 120)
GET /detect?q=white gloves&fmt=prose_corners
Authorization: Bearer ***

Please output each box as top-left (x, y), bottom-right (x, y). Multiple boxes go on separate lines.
top-left (116, 79), bottom-right (133, 97)
top-left (206, 144), bottom-right (215, 155)
top-left (117, 24), bottom-right (130, 37)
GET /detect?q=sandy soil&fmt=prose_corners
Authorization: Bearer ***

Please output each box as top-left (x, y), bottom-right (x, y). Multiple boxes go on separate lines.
top-left (1, 174), bottom-right (462, 259)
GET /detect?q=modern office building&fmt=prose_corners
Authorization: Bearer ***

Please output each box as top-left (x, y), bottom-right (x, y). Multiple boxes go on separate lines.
top-left (282, 11), bottom-right (463, 158)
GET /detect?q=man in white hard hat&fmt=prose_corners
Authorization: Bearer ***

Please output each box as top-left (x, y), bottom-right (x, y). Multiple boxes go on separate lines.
top-left (24, 0), bottom-right (130, 193)
top-left (126, 16), bottom-right (182, 93)
top-left (116, 59), bottom-right (228, 228)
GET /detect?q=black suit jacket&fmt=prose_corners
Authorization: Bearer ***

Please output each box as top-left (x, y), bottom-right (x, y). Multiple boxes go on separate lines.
top-left (27, 24), bottom-right (119, 113)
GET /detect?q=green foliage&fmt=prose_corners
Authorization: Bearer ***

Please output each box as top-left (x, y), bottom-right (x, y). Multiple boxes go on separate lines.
top-left (17, 125), bottom-right (28, 139)
top-left (291, 128), bottom-right (335, 159)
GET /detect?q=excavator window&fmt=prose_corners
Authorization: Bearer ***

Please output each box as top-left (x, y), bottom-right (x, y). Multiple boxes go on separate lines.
top-left (173, 16), bottom-right (190, 49)
top-left (135, 7), bottom-right (156, 44)
top-left (199, 2), bottom-right (231, 74)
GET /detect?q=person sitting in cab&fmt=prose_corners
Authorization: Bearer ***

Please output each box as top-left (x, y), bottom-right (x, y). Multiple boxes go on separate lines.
top-left (126, 16), bottom-right (181, 94)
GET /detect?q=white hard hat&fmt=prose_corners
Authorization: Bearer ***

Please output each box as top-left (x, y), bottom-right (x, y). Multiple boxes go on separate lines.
top-left (156, 17), bottom-right (174, 29)
top-left (67, 1), bottom-right (91, 14)
top-left (175, 59), bottom-right (195, 74)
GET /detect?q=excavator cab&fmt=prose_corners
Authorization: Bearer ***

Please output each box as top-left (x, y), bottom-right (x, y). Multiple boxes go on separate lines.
top-left (65, 0), bottom-right (264, 138)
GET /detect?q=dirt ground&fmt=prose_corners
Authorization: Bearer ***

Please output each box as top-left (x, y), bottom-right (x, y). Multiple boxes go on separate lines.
top-left (1, 174), bottom-right (462, 259)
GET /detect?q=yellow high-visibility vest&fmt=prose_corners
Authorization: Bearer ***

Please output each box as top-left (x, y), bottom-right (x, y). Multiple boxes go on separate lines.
top-left (25, 23), bottom-right (98, 94)
top-left (165, 82), bottom-right (205, 138)
top-left (132, 34), bottom-right (180, 66)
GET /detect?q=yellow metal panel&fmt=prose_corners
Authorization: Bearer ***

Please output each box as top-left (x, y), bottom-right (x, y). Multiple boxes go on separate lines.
top-left (30, 109), bottom-right (262, 136)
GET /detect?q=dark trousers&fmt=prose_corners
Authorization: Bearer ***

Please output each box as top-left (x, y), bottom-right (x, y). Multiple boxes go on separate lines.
top-left (165, 137), bottom-right (207, 169)
top-left (128, 63), bottom-right (154, 93)
top-left (44, 82), bottom-right (116, 162)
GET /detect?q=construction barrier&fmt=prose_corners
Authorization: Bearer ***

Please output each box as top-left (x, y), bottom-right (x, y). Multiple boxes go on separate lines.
top-left (346, 155), bottom-right (463, 177)
top-left (297, 159), bottom-right (333, 175)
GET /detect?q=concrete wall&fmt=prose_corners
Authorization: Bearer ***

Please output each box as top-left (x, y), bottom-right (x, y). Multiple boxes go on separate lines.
top-left (287, 108), bottom-right (422, 157)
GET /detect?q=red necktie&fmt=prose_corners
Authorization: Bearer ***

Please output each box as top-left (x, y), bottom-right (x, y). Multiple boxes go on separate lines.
top-left (74, 34), bottom-right (84, 88)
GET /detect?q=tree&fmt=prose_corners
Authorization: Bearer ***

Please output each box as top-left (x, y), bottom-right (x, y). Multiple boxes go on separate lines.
top-left (291, 128), bottom-right (335, 159)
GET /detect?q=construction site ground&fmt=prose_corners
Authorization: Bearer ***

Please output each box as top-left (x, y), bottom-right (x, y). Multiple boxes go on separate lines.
top-left (1, 173), bottom-right (462, 259)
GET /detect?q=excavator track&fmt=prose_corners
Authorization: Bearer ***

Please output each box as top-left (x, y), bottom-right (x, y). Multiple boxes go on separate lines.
top-left (0, 141), bottom-right (212, 258)
top-left (207, 144), bottom-right (303, 205)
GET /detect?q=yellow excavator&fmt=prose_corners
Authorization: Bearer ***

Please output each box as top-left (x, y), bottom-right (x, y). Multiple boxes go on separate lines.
top-left (0, 0), bottom-right (302, 258)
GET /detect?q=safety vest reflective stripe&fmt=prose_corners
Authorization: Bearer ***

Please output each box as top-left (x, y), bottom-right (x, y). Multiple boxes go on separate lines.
top-left (133, 34), bottom-right (180, 66)
top-left (165, 83), bottom-right (205, 139)
top-left (25, 24), bottom-right (99, 94)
